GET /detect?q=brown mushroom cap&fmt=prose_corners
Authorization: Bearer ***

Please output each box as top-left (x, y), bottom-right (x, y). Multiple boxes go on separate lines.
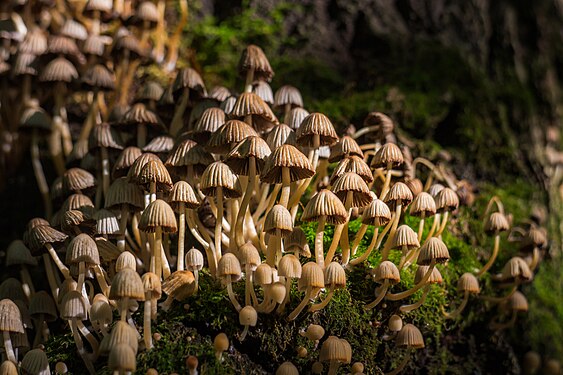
top-left (60, 290), bottom-right (88, 320)
top-left (485, 212), bottom-right (510, 234)
top-left (435, 187), bottom-right (459, 213)
top-left (143, 135), bottom-right (175, 154)
top-left (95, 209), bottom-right (121, 236)
top-left (108, 344), bottom-right (137, 372)
top-left (392, 225), bottom-right (420, 250)
top-left (29, 291), bottom-right (57, 322)
top-left (162, 270), bottom-right (196, 300)
top-left (266, 124), bottom-right (297, 150)
top-left (324, 262), bottom-right (346, 288)
top-left (457, 273), bottom-right (480, 294)
top-left (385, 182), bottom-right (414, 210)
top-left (165, 139), bottom-right (214, 177)
top-left (217, 253), bottom-right (242, 283)
top-left (238, 45), bottom-right (274, 82)
top-left (239, 305), bottom-right (258, 327)
top-left (225, 135), bottom-right (271, 175)
top-left (331, 155), bottom-right (373, 184)
top-left (417, 237), bottom-right (450, 265)
top-left (410, 192), bottom-right (437, 217)
top-left (500, 257), bottom-right (533, 283)
top-left (261, 144), bottom-right (315, 184)
top-left (331, 172), bottom-right (373, 207)
top-left (507, 291), bottom-right (529, 312)
top-left (0, 299), bottom-right (24, 333)
top-left (405, 178), bottom-right (424, 197)
top-left (396, 324), bottom-right (425, 349)
top-left (274, 85), bottom-right (303, 109)
top-left (415, 265), bottom-right (443, 284)
top-left (103, 320), bottom-right (139, 354)
top-left (26, 225), bottom-right (69, 254)
top-left (62, 168), bottom-right (96, 195)
top-left (302, 190), bottom-right (348, 225)
top-left (138, 159), bottom-right (173, 192)
top-left (371, 143), bottom-right (404, 168)
top-left (230, 92), bottom-right (279, 134)
top-left (252, 80), bottom-right (274, 104)
top-left (21, 349), bottom-right (50, 375)
top-left (68, 233), bottom-right (100, 266)
top-left (105, 177), bottom-right (145, 211)
top-left (286, 107), bottom-right (310, 130)
top-left (39, 57), bottom-right (78, 83)
top-left (89, 122), bottom-right (124, 151)
top-left (169, 181), bottom-right (200, 211)
top-left (139, 199), bottom-right (178, 233)
top-left (265, 205), bottom-right (293, 238)
top-left (298, 262), bottom-right (324, 292)
top-left (361, 197), bottom-right (392, 226)
top-left (329, 136), bottom-right (364, 163)
top-left (142, 272), bottom-right (162, 300)
top-left (114, 147), bottom-right (143, 177)
top-left (127, 153), bottom-right (161, 184)
top-left (200, 161), bottom-right (242, 198)
top-left (372, 261), bottom-right (401, 284)
top-left (186, 248), bottom-right (205, 271)
top-left (285, 227), bottom-right (311, 257)
top-left (278, 254), bottom-right (302, 279)
top-left (388, 314), bottom-right (403, 332)
top-left (296, 113), bottom-right (338, 148)
top-left (194, 107), bottom-right (226, 141)
top-left (171, 67), bottom-right (207, 100)
top-left (5, 240), bottom-right (37, 267)
top-left (207, 119), bottom-right (258, 154)
top-left (109, 268), bottom-right (145, 301)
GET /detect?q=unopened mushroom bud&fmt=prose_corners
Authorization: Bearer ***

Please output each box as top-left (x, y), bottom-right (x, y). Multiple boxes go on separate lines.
top-left (186, 355), bottom-right (199, 375)
top-left (351, 362), bottom-right (365, 374)
top-left (55, 361), bottom-right (69, 374)
top-left (239, 305), bottom-right (257, 341)
top-left (214, 333), bottom-right (229, 361)
top-left (311, 361), bottom-right (323, 374)
top-left (297, 346), bottom-right (308, 358)
top-left (522, 351), bottom-right (541, 375)
top-left (383, 314), bottom-right (403, 340)
top-left (276, 361), bottom-right (299, 375)
top-left (146, 369), bottom-right (158, 375)
top-left (300, 324), bottom-right (325, 349)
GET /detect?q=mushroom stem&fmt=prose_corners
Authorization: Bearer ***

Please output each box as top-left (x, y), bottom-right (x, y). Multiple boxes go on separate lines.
top-left (379, 163), bottom-right (393, 201)
top-left (76, 320), bottom-right (99, 361)
top-left (277, 277), bottom-right (292, 313)
top-left (244, 69), bottom-right (254, 92)
top-left (309, 287), bottom-right (335, 312)
top-left (328, 360), bottom-right (341, 375)
top-left (381, 204), bottom-right (403, 261)
top-left (417, 215), bottom-right (426, 243)
top-left (442, 291), bottom-right (470, 319)
top-left (240, 325), bottom-right (250, 341)
top-left (42, 254), bottom-right (60, 302)
top-left (288, 287), bottom-right (313, 321)
top-left (314, 216), bottom-right (327, 269)
top-left (120, 297), bottom-right (130, 322)
top-left (435, 211), bottom-right (450, 237)
top-left (177, 202), bottom-right (186, 271)
top-left (386, 348), bottom-right (412, 375)
top-left (20, 265), bottom-right (35, 300)
top-left (169, 87), bottom-right (190, 137)
top-left (160, 242), bottom-right (171, 279)
top-left (94, 265), bottom-right (110, 296)
top-left (187, 209), bottom-right (216, 276)
top-left (244, 264), bottom-right (253, 306)
top-left (324, 224), bottom-right (344, 266)
top-left (483, 195), bottom-right (504, 217)
top-left (386, 260), bottom-right (436, 301)
top-left (77, 261), bottom-right (86, 293)
top-left (69, 319), bottom-right (96, 375)
top-left (479, 284), bottom-right (518, 303)
top-left (528, 247), bottom-right (540, 272)
top-left (2, 331), bottom-right (16, 363)
top-left (266, 232), bottom-right (282, 267)
top-left (163, 0), bottom-right (187, 72)
top-left (101, 146), bottom-right (110, 200)
top-left (350, 224), bottom-right (369, 256)
top-left (476, 234), bottom-right (500, 276)
top-left (154, 227), bottom-right (163, 279)
top-left (226, 277), bottom-right (242, 312)
top-left (215, 187), bottom-right (224, 262)
top-left (425, 214), bottom-right (440, 241)
top-left (31, 129), bottom-right (52, 219)
top-left (340, 192), bottom-right (354, 266)
top-left (364, 280), bottom-right (390, 310)
top-left (235, 158), bottom-right (256, 248)
top-left (144, 299), bottom-right (153, 349)
top-left (117, 205), bottom-right (129, 252)
top-left (279, 167), bottom-right (291, 208)
top-left (350, 221), bottom-right (390, 266)
top-left (399, 284), bottom-right (431, 312)
top-left (489, 310), bottom-right (517, 331)
top-left (45, 243), bottom-right (71, 279)
top-left (252, 184), bottom-right (272, 222)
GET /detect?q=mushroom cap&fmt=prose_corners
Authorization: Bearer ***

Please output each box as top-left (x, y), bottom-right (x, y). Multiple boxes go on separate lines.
top-left (185, 248), bottom-right (205, 271)
top-left (207, 119), bottom-right (258, 154)
top-left (238, 44), bottom-right (274, 82)
top-left (0, 299), bottom-right (24, 333)
top-left (239, 305), bottom-right (258, 326)
top-left (13, 52), bottom-right (39, 76)
top-left (142, 272), bottom-right (162, 299)
top-left (68, 233), bottom-right (100, 265)
top-left (298, 262), bottom-right (325, 291)
top-left (5, 240), bottom-right (37, 266)
top-left (508, 291), bottom-right (529, 312)
top-left (435, 187), bottom-right (459, 213)
top-left (274, 85), bottom-right (303, 108)
top-left (265, 205), bottom-right (293, 237)
top-left (372, 143), bottom-right (404, 168)
top-left (302, 189), bottom-right (348, 224)
top-left (120, 103), bottom-right (164, 130)
top-left (230, 92), bottom-right (278, 134)
top-left (329, 136), bottom-right (363, 163)
top-left (320, 336), bottom-right (350, 364)
top-left (285, 227), bottom-right (311, 258)
top-left (392, 225), bottom-right (420, 250)
top-left (83, 34), bottom-right (108, 56)
top-left (331, 155), bottom-right (373, 185)
top-left (485, 212), bottom-right (510, 234)
top-left (209, 86), bottom-right (231, 102)
top-left (29, 291), bottom-right (57, 321)
top-left (46, 35), bottom-right (85, 64)
top-left (194, 107), bottom-right (226, 139)
top-left (384, 182), bottom-right (413, 209)
top-left (266, 123), bottom-right (297, 151)
top-left (62, 168), bottom-right (96, 195)
top-left (169, 181), bottom-right (200, 211)
top-left (417, 237), bottom-right (450, 265)
top-left (361, 197), bottom-right (392, 226)
top-left (138, 159), bottom-right (173, 192)
top-left (324, 262), bottom-right (346, 288)
top-left (372, 261), bottom-right (400, 284)
top-left (90, 300), bottom-right (113, 326)
top-left (414, 265), bottom-right (443, 284)
top-left (39, 56), bottom-right (78, 83)
top-left (428, 183), bottom-right (445, 197)
top-left (286, 107), bottom-right (310, 130)
top-left (388, 314), bottom-right (403, 332)
top-left (105, 177), bottom-right (145, 211)
top-left (109, 268), bottom-right (145, 301)
top-left (500, 257), bottom-right (533, 283)
top-left (108, 344), bottom-right (137, 372)
top-left (60, 290), bottom-right (88, 320)
top-left (269, 282), bottom-right (287, 304)
top-left (162, 270), bottom-right (196, 300)
top-left (252, 80), bottom-right (274, 104)
top-left (296, 113), bottom-right (338, 148)
top-left (254, 263), bottom-right (274, 285)
top-left (104, 321), bottom-right (139, 355)
top-left (260, 144), bottom-right (315, 184)
top-left (278, 254), bottom-right (302, 279)
top-left (200, 161), bottom-right (242, 198)
top-left (0, 359), bottom-right (18, 375)
top-left (276, 361), bottom-right (299, 375)
top-left (213, 332), bottom-right (229, 352)
top-left (142, 135), bottom-right (175, 154)
top-left (165, 139), bottom-right (214, 176)
top-left (238, 242), bottom-right (261, 270)
top-left (61, 194), bottom-right (95, 215)
top-left (21, 349), bottom-right (50, 375)
top-left (302, 324), bottom-right (325, 341)
top-left (97, 237), bottom-right (121, 263)
top-left (410, 192), bottom-right (437, 217)
top-left (114, 147), bottom-right (143, 176)
top-left (0, 279), bottom-right (26, 303)
top-left (136, 80), bottom-right (164, 103)
top-left (217, 253), bottom-right (242, 282)
top-left (26, 225), bottom-right (68, 253)
top-left (225, 136), bottom-right (271, 175)
top-left (405, 178), bottom-right (424, 198)
top-left (172, 67), bottom-right (206, 100)
top-left (127, 153), bottom-right (161, 184)
top-left (94, 209), bottom-right (121, 236)
top-left (135, 1), bottom-right (159, 23)
top-left (19, 104), bottom-right (51, 133)
top-left (396, 324), bottom-right (425, 349)
top-left (81, 64), bottom-right (115, 91)
top-left (139, 199), bottom-right (178, 233)
top-left (19, 27), bottom-right (48, 54)
top-left (457, 273), bottom-right (480, 294)
top-left (89, 122), bottom-right (124, 150)
top-left (332, 172), bottom-right (373, 207)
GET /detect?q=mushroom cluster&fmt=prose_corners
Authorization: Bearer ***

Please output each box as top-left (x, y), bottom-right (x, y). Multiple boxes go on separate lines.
top-left (0, 1), bottom-right (557, 374)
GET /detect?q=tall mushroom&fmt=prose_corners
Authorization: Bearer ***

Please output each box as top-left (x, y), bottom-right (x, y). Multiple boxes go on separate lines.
top-left (309, 262), bottom-right (346, 312)
top-left (288, 262), bottom-right (324, 320)
top-left (443, 273), bottom-right (480, 318)
top-left (476, 212), bottom-right (510, 276)
top-left (387, 324), bottom-right (425, 375)
top-left (0, 299), bottom-right (24, 363)
top-left (399, 266), bottom-right (442, 313)
top-left (141, 272), bottom-right (161, 350)
top-left (109, 267), bottom-right (145, 323)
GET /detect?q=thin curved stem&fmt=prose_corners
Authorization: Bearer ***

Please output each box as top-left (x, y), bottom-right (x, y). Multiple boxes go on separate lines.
top-left (435, 211), bottom-right (450, 237)
top-left (476, 234), bottom-right (500, 276)
top-left (350, 224), bottom-right (368, 256)
top-left (215, 188), bottom-right (224, 262)
top-left (442, 291), bottom-right (470, 319)
top-left (226, 280), bottom-right (242, 312)
top-left (31, 130), bottom-right (52, 219)
top-left (386, 349), bottom-right (412, 375)
top-left (381, 204), bottom-right (402, 261)
top-left (479, 284), bottom-right (518, 303)
top-left (399, 285), bottom-right (431, 312)
top-left (45, 243), bottom-right (70, 280)
top-left (364, 281), bottom-right (389, 310)
top-left (386, 259), bottom-right (436, 301)
top-left (236, 158), bottom-right (256, 248)
top-left (309, 288), bottom-right (335, 312)
top-left (288, 287), bottom-right (312, 321)
top-left (177, 203), bottom-right (186, 271)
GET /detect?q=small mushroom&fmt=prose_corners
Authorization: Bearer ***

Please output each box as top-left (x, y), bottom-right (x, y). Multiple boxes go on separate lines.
top-left (0, 299), bottom-right (24, 363)
top-left (217, 253), bottom-right (243, 312)
top-left (288, 262), bottom-right (324, 320)
top-left (443, 273), bottom-right (480, 319)
top-left (185, 248), bottom-right (204, 294)
top-left (276, 361), bottom-right (299, 375)
top-left (299, 324), bottom-right (325, 349)
top-left (161, 270), bottom-right (196, 311)
top-left (109, 268), bottom-right (145, 323)
top-left (238, 305), bottom-right (257, 341)
top-left (108, 343), bottom-right (137, 375)
top-left (141, 272), bottom-right (161, 349)
top-left (319, 336), bottom-right (352, 375)
top-left (309, 262), bottom-right (346, 312)
top-left (399, 266), bottom-right (442, 313)
top-left (364, 261), bottom-right (400, 310)
top-left (213, 332), bottom-right (229, 361)
top-left (186, 355), bottom-right (199, 375)
top-left (21, 348), bottom-right (50, 375)
top-left (477, 212), bottom-right (510, 276)
top-left (387, 324), bottom-right (425, 375)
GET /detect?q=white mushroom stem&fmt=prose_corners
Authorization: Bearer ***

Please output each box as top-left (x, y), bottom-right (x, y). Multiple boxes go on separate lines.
top-left (94, 265), bottom-right (110, 296)
top-left (101, 146), bottom-right (110, 202)
top-left (120, 297), bottom-right (130, 322)
top-left (279, 167), bottom-right (291, 208)
top-left (144, 298), bottom-right (153, 349)
top-left (350, 223), bottom-right (369, 256)
top-left (476, 234), bottom-right (500, 276)
top-left (31, 129), bottom-right (52, 219)
top-left (2, 331), bottom-right (16, 363)
top-left (399, 284), bottom-right (431, 312)
top-left (350, 221), bottom-right (391, 266)
top-left (364, 280), bottom-right (391, 310)
top-left (69, 319), bottom-right (96, 375)
top-left (42, 254), bottom-right (60, 302)
top-left (381, 204), bottom-right (403, 261)
top-left (309, 287), bottom-right (336, 312)
top-left (45, 243), bottom-right (71, 280)
top-left (160, 241), bottom-right (171, 279)
top-left (417, 214), bottom-right (427, 243)
top-left (266, 233), bottom-right (282, 267)
top-left (154, 227), bottom-right (163, 279)
top-left (187, 209), bottom-right (216, 277)
top-left (225, 275), bottom-right (242, 312)
top-left (20, 265), bottom-right (35, 300)
top-left (240, 325), bottom-right (250, 341)
top-left (385, 259), bottom-right (437, 301)
top-left (117, 205), bottom-right (129, 252)
top-left (76, 320), bottom-right (99, 361)
top-left (236, 159), bottom-right (257, 248)
top-left (252, 184), bottom-right (273, 222)
top-left (314, 216), bottom-right (327, 269)
top-left (288, 287), bottom-right (313, 321)
top-left (442, 291), bottom-right (470, 319)
top-left (386, 349), bottom-right (412, 375)
top-left (425, 213), bottom-right (440, 240)
top-left (244, 264), bottom-right (254, 306)
top-left (528, 247), bottom-right (540, 271)
top-left (215, 187), bottom-right (224, 262)
top-left (77, 261), bottom-right (86, 293)
top-left (177, 202), bottom-right (186, 271)
top-left (276, 277), bottom-right (292, 313)
top-left (435, 211), bottom-right (450, 237)
top-left (340, 192), bottom-right (355, 266)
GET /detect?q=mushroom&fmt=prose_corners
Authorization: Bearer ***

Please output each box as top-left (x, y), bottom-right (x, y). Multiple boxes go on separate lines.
top-left (434, 187), bottom-right (459, 237)
top-left (0, 360), bottom-right (17, 374)
top-left (319, 336), bottom-right (352, 375)
top-left (169, 67), bottom-right (206, 136)
top-left (21, 348), bottom-right (51, 375)
top-left (481, 257), bottom-right (532, 302)
top-left (264, 205), bottom-right (293, 267)
top-left (351, 362), bottom-right (365, 375)
top-left (108, 343), bottom-right (137, 375)
top-left (285, 227), bottom-right (311, 259)
top-left (185, 248), bottom-right (204, 294)
top-left (392, 225), bottom-right (420, 270)
top-left (409, 192), bottom-right (437, 243)
top-left (26, 223), bottom-right (71, 281)
top-left (364, 261), bottom-right (400, 310)
top-left (276, 361), bottom-right (299, 375)
top-left (383, 315), bottom-right (403, 341)
top-left (109, 268), bottom-right (145, 323)
top-left (288, 262), bottom-right (324, 320)
top-left (309, 262), bottom-right (346, 312)
top-left (476, 212), bottom-right (510, 276)
top-left (521, 351), bottom-right (541, 375)
top-left (89, 298), bottom-right (112, 337)
top-left (186, 355), bottom-right (199, 375)
top-left (274, 85), bottom-right (303, 121)
top-left (0, 299), bottom-right (24, 363)
top-left (67, 233), bottom-right (109, 297)
top-left (217, 253), bottom-right (243, 312)
top-left (161, 270), bottom-right (196, 311)
top-left (381, 182), bottom-right (413, 261)
top-left (5, 240), bottom-right (38, 300)
top-left (300, 324), bottom-right (325, 349)
top-left (29, 291), bottom-right (57, 347)
top-left (387, 324), bottom-right (425, 375)
top-left (238, 305), bottom-right (257, 341)
top-left (443, 273), bottom-right (480, 318)
top-left (213, 332), bottom-right (229, 361)
top-left (489, 291), bottom-right (528, 331)
top-left (399, 266), bottom-right (442, 313)
top-left (238, 45), bottom-right (274, 92)
top-left (371, 143), bottom-right (404, 200)
top-left (277, 254), bottom-right (302, 312)
top-left (238, 243), bottom-right (261, 306)
top-left (141, 272), bottom-right (161, 350)
top-left (311, 361), bottom-right (324, 374)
